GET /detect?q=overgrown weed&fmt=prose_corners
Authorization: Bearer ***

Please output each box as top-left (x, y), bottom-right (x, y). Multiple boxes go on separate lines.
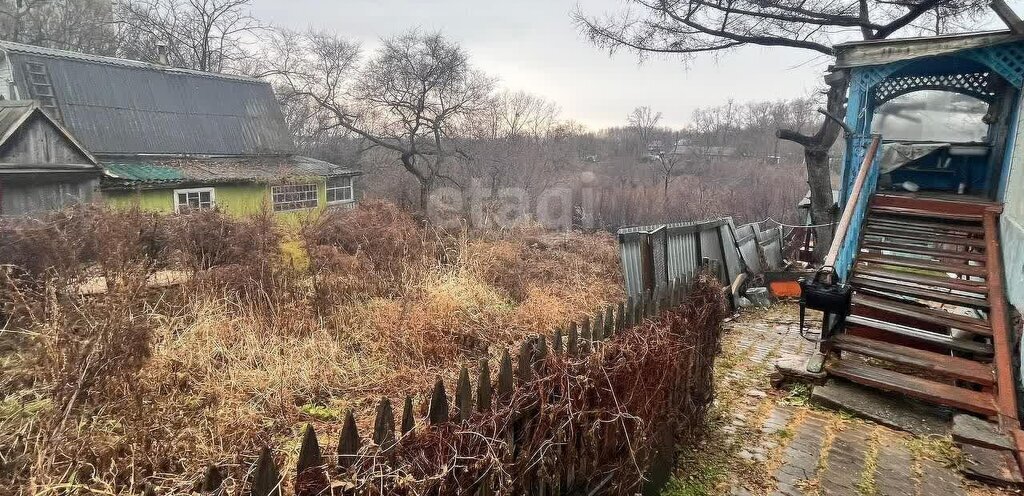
top-left (0, 201), bottom-right (624, 493)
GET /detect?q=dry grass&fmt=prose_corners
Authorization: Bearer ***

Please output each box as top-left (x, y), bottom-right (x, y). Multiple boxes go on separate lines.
top-left (0, 201), bottom-right (623, 494)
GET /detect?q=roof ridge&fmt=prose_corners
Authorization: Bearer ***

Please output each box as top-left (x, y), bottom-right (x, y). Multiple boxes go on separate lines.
top-left (0, 40), bottom-right (264, 85)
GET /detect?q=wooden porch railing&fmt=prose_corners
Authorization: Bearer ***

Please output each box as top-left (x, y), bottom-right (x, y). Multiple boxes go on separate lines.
top-left (823, 134), bottom-right (882, 282)
top-left (984, 206), bottom-right (1020, 431)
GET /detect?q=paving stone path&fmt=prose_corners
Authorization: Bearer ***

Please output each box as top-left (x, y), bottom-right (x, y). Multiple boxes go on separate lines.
top-left (710, 305), bottom-right (1011, 496)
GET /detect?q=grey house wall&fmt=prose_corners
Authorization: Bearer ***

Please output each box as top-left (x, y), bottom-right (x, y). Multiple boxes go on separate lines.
top-left (0, 109), bottom-right (99, 216)
top-left (0, 173), bottom-right (99, 216)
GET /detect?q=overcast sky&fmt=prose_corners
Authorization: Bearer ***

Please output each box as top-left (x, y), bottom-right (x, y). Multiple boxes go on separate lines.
top-left (250, 0), bottom-right (1013, 129)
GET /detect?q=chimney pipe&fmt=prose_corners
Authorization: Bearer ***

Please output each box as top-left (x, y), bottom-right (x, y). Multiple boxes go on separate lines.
top-left (156, 42), bottom-right (169, 66)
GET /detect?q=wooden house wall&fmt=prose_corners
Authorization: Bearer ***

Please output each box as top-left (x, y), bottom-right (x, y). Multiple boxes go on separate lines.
top-left (0, 174), bottom-right (98, 216)
top-left (0, 112), bottom-right (93, 167)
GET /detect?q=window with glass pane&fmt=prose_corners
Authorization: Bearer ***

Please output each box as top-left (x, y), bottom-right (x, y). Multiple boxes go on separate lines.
top-left (173, 188), bottom-right (215, 212)
top-left (872, 91), bottom-right (990, 143)
top-left (326, 176), bottom-right (354, 203)
top-left (272, 184), bottom-right (319, 211)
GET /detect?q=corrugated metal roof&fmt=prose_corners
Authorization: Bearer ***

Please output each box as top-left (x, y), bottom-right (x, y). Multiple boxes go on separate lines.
top-left (1, 41), bottom-right (296, 156)
top-left (101, 155), bottom-right (361, 186)
top-left (102, 162), bottom-right (185, 181)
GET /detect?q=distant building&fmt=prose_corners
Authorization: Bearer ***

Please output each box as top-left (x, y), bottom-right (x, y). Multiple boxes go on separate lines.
top-left (0, 41), bottom-right (360, 216)
top-left (669, 139), bottom-right (741, 163)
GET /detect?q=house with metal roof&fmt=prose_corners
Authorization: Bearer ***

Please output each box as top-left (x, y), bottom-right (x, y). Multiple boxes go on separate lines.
top-left (0, 100), bottom-right (100, 216)
top-left (0, 40), bottom-right (360, 216)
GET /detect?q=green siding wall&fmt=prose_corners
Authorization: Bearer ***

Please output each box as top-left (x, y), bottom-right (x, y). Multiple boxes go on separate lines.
top-left (103, 178), bottom-right (347, 220)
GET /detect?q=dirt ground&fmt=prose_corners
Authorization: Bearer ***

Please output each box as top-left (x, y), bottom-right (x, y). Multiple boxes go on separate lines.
top-left (662, 304), bottom-right (1019, 496)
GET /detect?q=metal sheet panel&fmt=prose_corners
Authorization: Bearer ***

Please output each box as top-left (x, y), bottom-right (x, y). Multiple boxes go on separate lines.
top-left (619, 237), bottom-right (645, 297)
top-left (720, 223), bottom-right (743, 284)
top-left (666, 230), bottom-right (699, 281)
top-left (735, 223), bottom-right (763, 275)
top-left (757, 226), bottom-right (784, 271)
top-left (700, 227), bottom-right (727, 282)
top-left (618, 217), bottom-right (741, 296)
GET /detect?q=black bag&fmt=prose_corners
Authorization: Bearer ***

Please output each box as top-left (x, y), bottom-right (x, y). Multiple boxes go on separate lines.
top-left (798, 266), bottom-right (853, 342)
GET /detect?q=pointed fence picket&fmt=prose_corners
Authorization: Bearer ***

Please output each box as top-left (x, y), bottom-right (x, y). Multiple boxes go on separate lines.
top-left (195, 266), bottom-right (716, 496)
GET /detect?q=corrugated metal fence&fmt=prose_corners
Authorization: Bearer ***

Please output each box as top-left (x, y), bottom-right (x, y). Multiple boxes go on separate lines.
top-left (617, 218), bottom-right (785, 297)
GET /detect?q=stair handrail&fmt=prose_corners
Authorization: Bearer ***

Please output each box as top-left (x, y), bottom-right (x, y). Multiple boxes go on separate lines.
top-left (822, 134), bottom-right (882, 282)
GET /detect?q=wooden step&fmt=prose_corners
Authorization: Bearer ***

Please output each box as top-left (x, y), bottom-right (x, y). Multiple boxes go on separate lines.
top-left (870, 205), bottom-right (984, 222)
top-left (862, 241), bottom-right (987, 263)
top-left (856, 253), bottom-right (988, 278)
top-left (870, 193), bottom-right (996, 215)
top-left (867, 218), bottom-right (984, 235)
top-left (845, 314), bottom-right (994, 355)
top-left (853, 266), bottom-right (988, 294)
top-left (852, 293), bottom-right (992, 336)
top-left (863, 227), bottom-right (987, 248)
top-left (833, 334), bottom-right (995, 386)
top-left (827, 360), bottom-right (998, 416)
top-left (851, 276), bottom-right (991, 309)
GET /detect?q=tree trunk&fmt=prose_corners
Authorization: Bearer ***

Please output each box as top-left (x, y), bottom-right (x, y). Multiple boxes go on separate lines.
top-left (778, 70), bottom-right (850, 263)
top-left (805, 148), bottom-right (836, 261)
top-left (418, 178), bottom-right (432, 213)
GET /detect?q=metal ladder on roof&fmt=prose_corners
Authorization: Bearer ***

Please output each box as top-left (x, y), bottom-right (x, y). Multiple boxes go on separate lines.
top-left (22, 62), bottom-right (62, 120)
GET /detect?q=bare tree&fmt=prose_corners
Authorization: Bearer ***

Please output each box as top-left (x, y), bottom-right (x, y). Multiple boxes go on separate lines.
top-left (462, 90), bottom-right (563, 194)
top-left (575, 0), bottom-right (988, 260)
top-left (654, 138), bottom-right (682, 200)
top-left (627, 106), bottom-right (662, 155)
top-left (269, 29), bottom-right (495, 211)
top-left (1, 0), bottom-right (120, 54)
top-left (115, 0), bottom-right (264, 72)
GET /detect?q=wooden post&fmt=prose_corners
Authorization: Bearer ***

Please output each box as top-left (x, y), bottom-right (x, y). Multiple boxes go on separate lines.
top-left (200, 465), bottom-right (224, 494)
top-left (534, 335), bottom-right (548, 372)
top-left (296, 424), bottom-right (323, 474)
top-left (337, 410), bottom-right (360, 471)
top-left (593, 312), bottom-right (604, 341)
top-left (477, 359), bottom-right (493, 412)
top-left (401, 395), bottom-right (415, 435)
top-left (580, 317), bottom-right (592, 354)
top-left (517, 338), bottom-right (534, 384)
top-left (616, 301), bottom-right (625, 332)
top-left (373, 397), bottom-right (396, 451)
top-left (498, 349), bottom-right (514, 405)
top-left (567, 322), bottom-right (579, 355)
top-left (553, 328), bottom-right (563, 355)
top-left (456, 366), bottom-right (473, 422)
top-left (249, 447), bottom-right (282, 496)
top-left (428, 377), bottom-right (449, 425)
top-left (604, 305), bottom-right (614, 337)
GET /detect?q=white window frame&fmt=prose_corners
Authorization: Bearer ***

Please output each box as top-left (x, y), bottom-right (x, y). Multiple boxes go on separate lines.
top-left (326, 176), bottom-right (355, 204)
top-left (271, 183), bottom-right (319, 212)
top-left (173, 187), bottom-right (216, 213)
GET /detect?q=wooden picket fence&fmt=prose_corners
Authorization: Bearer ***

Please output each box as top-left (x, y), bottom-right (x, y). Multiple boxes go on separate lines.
top-left (185, 262), bottom-right (725, 496)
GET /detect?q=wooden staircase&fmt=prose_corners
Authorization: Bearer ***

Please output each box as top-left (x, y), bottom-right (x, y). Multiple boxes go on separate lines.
top-left (824, 194), bottom-right (1017, 423)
